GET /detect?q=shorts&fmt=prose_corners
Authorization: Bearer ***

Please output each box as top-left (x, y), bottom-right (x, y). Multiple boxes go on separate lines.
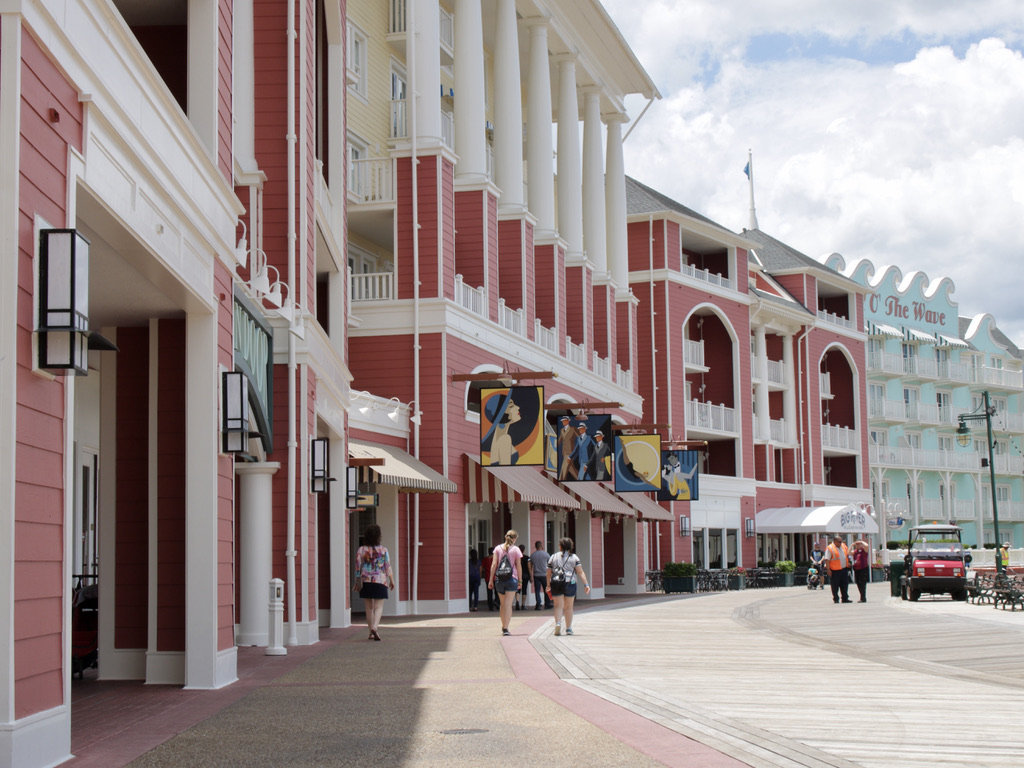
top-left (549, 579), bottom-right (565, 596)
top-left (359, 582), bottom-right (388, 600)
top-left (563, 582), bottom-right (578, 598)
top-left (494, 578), bottom-right (518, 594)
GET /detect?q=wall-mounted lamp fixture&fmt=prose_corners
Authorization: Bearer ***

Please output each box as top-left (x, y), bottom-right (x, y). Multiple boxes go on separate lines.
top-left (37, 229), bottom-right (90, 375)
top-left (745, 518), bottom-right (755, 538)
top-left (222, 371), bottom-right (251, 453)
top-left (346, 465), bottom-right (359, 508)
top-left (386, 397), bottom-right (402, 423)
top-left (311, 438), bottom-right (335, 493)
top-left (679, 516), bottom-right (691, 537)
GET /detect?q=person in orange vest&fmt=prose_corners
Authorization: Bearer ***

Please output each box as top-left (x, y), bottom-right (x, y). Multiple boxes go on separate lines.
top-left (824, 534), bottom-right (852, 603)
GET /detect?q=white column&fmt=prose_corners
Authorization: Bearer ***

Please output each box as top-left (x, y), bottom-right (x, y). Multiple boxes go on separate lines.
top-left (621, 516), bottom-right (639, 593)
top-left (754, 326), bottom-right (770, 440)
top-left (783, 334), bottom-right (797, 443)
top-left (582, 90), bottom-right (606, 274)
top-left (414, 0), bottom-right (442, 144)
top-left (185, 310), bottom-right (234, 689)
top-left (526, 19), bottom-right (555, 235)
top-left (493, 0), bottom-right (524, 213)
top-left (557, 57), bottom-right (583, 260)
top-left (328, 435), bottom-right (350, 626)
top-left (233, 0), bottom-right (257, 172)
top-left (454, 0), bottom-right (487, 182)
top-left (236, 463), bottom-right (280, 646)
top-left (574, 512), bottom-right (597, 598)
top-left (188, 0), bottom-right (219, 159)
top-left (605, 114), bottom-right (629, 294)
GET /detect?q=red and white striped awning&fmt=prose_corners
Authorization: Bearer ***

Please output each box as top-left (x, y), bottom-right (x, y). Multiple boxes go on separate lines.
top-left (609, 487), bottom-right (674, 521)
top-left (560, 481), bottom-right (635, 517)
top-left (466, 455), bottom-right (580, 510)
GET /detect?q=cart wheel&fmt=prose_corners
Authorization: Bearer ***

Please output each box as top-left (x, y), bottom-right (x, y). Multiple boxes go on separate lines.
top-left (910, 589), bottom-right (920, 602)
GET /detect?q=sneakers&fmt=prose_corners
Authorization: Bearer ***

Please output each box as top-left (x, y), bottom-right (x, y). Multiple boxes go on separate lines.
top-left (565, 628), bottom-right (574, 635)
top-left (502, 628), bottom-right (510, 636)
top-left (554, 624), bottom-right (561, 636)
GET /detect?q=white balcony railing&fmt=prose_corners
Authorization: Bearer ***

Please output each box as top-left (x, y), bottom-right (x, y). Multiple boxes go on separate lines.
top-left (995, 411), bottom-right (1024, 433)
top-left (817, 310), bottom-right (853, 330)
top-left (819, 371), bottom-right (832, 397)
top-left (390, 99), bottom-right (407, 140)
top-left (904, 356), bottom-right (939, 379)
top-left (868, 445), bottom-right (980, 471)
top-left (919, 498), bottom-right (944, 518)
top-left (616, 365), bottom-right (632, 391)
top-left (441, 110), bottom-right (454, 149)
top-left (684, 339), bottom-right (705, 368)
top-left (939, 360), bottom-right (974, 384)
top-left (454, 274), bottom-right (486, 317)
top-left (534, 320), bottom-right (558, 353)
top-left (351, 272), bottom-right (394, 302)
top-left (869, 398), bottom-right (908, 421)
top-left (349, 157), bottom-right (393, 204)
top-left (868, 350), bottom-right (905, 376)
top-left (906, 401), bottom-right (940, 424)
top-left (982, 367), bottom-right (1024, 390)
top-left (680, 264), bottom-right (734, 291)
top-left (686, 400), bottom-right (737, 433)
top-left (955, 500), bottom-right (976, 520)
top-left (565, 336), bottom-right (587, 368)
top-left (770, 418), bottom-right (789, 443)
top-left (593, 352), bottom-right (611, 380)
top-left (439, 6), bottom-right (453, 51)
top-left (496, 298), bottom-right (524, 335)
top-left (821, 424), bottom-right (858, 451)
top-left (388, 0), bottom-right (407, 34)
top-left (766, 359), bottom-right (785, 386)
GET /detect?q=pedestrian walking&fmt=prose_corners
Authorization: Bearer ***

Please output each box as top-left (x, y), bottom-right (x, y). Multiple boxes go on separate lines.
top-left (547, 537), bottom-right (590, 636)
top-left (488, 530), bottom-right (523, 636)
top-left (468, 548), bottom-right (481, 611)
top-left (481, 551), bottom-right (496, 610)
top-left (851, 539), bottom-right (869, 602)
top-left (516, 544), bottom-right (530, 609)
top-left (824, 534), bottom-right (852, 604)
top-left (353, 524), bottom-right (395, 641)
top-left (530, 540), bottom-right (551, 609)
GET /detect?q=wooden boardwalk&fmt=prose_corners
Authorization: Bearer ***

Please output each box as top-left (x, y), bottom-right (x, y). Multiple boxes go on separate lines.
top-left (532, 583), bottom-right (1024, 768)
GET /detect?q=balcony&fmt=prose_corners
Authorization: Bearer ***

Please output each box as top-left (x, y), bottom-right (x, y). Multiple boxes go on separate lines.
top-left (981, 498), bottom-right (1024, 521)
top-left (868, 444), bottom-right (979, 471)
top-left (821, 424), bottom-right (858, 452)
top-left (686, 400), bottom-right (737, 434)
top-left (390, 99), bottom-right (407, 141)
top-left (680, 264), bottom-right (734, 291)
top-left (497, 299), bottom-right (524, 336)
top-left (979, 367), bottom-right (1024, 391)
top-left (441, 110), bottom-right (454, 149)
top-left (565, 336), bottom-right (587, 368)
top-left (754, 418), bottom-right (790, 443)
top-left (534, 320), bottom-right (558, 354)
top-left (955, 499), bottom-right (976, 520)
top-left (868, 350), bottom-right (904, 377)
top-left (349, 157), bottom-right (393, 205)
top-left (351, 272), bottom-right (394, 302)
top-left (996, 411), bottom-right (1024, 433)
top-left (766, 359), bottom-right (785, 386)
top-left (685, 339), bottom-right (706, 370)
top-left (616, 365), bottom-right (633, 391)
top-left (905, 401), bottom-right (940, 425)
top-left (819, 371), bottom-right (832, 398)
top-left (454, 274), bottom-right (486, 316)
top-left (817, 310), bottom-right (853, 331)
top-left (593, 352), bottom-right (611, 380)
top-left (868, 398), bottom-right (908, 422)
top-left (903, 355), bottom-right (939, 380)
top-left (938, 360), bottom-right (974, 384)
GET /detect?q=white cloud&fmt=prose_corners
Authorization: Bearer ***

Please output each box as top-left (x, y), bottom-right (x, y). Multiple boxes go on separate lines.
top-left (604, 1), bottom-right (1024, 344)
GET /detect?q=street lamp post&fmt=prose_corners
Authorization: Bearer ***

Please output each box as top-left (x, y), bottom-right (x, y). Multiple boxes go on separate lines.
top-left (956, 390), bottom-right (1003, 573)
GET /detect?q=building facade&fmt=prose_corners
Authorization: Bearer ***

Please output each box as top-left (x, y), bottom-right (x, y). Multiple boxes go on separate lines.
top-left (828, 256), bottom-right (1024, 548)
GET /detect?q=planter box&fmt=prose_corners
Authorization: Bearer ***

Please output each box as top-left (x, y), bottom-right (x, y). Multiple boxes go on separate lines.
top-left (728, 574), bottom-right (746, 590)
top-left (871, 569), bottom-right (886, 583)
top-left (663, 576), bottom-right (696, 593)
top-left (779, 572), bottom-right (794, 587)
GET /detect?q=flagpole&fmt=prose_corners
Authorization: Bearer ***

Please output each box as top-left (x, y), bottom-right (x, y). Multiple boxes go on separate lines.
top-left (745, 148), bottom-right (759, 230)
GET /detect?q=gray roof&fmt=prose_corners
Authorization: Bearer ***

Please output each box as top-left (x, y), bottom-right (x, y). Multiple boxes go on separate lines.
top-left (742, 229), bottom-right (839, 274)
top-left (751, 286), bottom-right (814, 317)
top-left (624, 176), bottom-right (733, 232)
top-left (961, 316), bottom-right (1023, 359)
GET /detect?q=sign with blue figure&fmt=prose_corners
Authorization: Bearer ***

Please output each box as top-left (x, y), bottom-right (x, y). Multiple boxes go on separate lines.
top-left (658, 450), bottom-right (700, 501)
top-left (614, 434), bottom-right (662, 493)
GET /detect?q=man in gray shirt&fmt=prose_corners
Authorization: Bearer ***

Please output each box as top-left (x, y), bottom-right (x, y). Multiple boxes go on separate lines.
top-left (529, 541), bottom-right (551, 609)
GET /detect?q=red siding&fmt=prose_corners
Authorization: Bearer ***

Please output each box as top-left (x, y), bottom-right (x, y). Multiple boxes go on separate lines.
top-left (454, 190), bottom-right (486, 288)
top-left (216, 262), bottom-right (235, 649)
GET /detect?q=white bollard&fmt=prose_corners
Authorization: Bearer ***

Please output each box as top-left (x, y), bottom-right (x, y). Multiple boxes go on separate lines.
top-left (266, 578), bottom-right (287, 656)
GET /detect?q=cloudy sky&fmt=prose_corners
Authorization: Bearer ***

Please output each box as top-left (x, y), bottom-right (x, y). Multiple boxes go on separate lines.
top-left (602, 1), bottom-right (1024, 345)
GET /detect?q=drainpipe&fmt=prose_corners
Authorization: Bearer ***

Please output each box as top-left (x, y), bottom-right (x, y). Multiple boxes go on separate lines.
top-left (795, 324), bottom-right (811, 507)
top-left (285, 0), bottom-right (298, 645)
top-left (648, 214), bottom-right (656, 425)
top-left (409, 0), bottom-right (421, 615)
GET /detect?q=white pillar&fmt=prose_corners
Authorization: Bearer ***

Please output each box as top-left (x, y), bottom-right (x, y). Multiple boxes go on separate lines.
top-left (783, 334), bottom-right (797, 442)
top-left (582, 90), bottom-right (607, 274)
top-left (185, 311), bottom-right (235, 689)
top-left (414, 0), bottom-right (442, 144)
top-left (235, 463), bottom-right (280, 646)
top-left (755, 326), bottom-right (770, 440)
top-left (622, 516), bottom-right (639, 592)
top-left (454, 0), bottom-right (487, 183)
top-left (526, 19), bottom-right (555, 235)
top-left (493, 0), bottom-right (524, 213)
top-left (574, 512), bottom-right (597, 598)
top-left (605, 114), bottom-right (629, 295)
top-left (328, 435), bottom-right (350, 627)
top-left (188, 0), bottom-right (219, 159)
top-left (557, 57), bottom-right (583, 261)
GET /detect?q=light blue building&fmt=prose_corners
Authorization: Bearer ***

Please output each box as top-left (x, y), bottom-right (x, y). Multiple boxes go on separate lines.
top-left (827, 256), bottom-right (1024, 548)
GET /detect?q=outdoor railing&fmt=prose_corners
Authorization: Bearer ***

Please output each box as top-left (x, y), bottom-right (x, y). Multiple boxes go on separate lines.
top-left (616, 364), bottom-right (632, 391)
top-left (819, 371), bottom-right (831, 397)
top-left (593, 352), bottom-right (610, 379)
top-left (685, 339), bottom-right (705, 368)
top-left (351, 272), bottom-right (394, 302)
top-left (686, 400), bottom-right (737, 433)
top-left (454, 275), bottom-right (486, 317)
top-left (817, 310), bottom-right (853, 330)
top-left (821, 423), bottom-right (858, 451)
top-left (390, 99), bottom-right (407, 140)
top-left (534, 320), bottom-right (558, 353)
top-left (496, 298), bottom-right (524, 335)
top-left (680, 264), bottom-right (734, 291)
top-left (566, 336), bottom-right (587, 368)
top-left (349, 157), bottom-right (393, 204)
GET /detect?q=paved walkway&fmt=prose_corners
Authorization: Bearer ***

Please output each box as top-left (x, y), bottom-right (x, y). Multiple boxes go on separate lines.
top-left (66, 584), bottom-right (1024, 767)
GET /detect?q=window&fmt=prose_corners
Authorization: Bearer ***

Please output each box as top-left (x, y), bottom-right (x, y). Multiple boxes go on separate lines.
top-left (869, 383), bottom-right (884, 402)
top-left (390, 64), bottom-right (408, 139)
top-left (905, 431), bottom-right (922, 449)
top-left (347, 22), bottom-right (368, 98)
top-left (870, 429), bottom-right (888, 447)
top-left (902, 342), bottom-right (917, 360)
top-left (347, 135), bottom-right (366, 198)
top-left (938, 435), bottom-right (953, 452)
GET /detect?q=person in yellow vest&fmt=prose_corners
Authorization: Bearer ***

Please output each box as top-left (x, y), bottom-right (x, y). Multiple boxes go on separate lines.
top-left (824, 534), bottom-right (852, 603)
top-left (1000, 542), bottom-right (1011, 572)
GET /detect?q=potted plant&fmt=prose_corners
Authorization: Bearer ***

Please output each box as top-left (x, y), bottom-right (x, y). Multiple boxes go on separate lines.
top-left (775, 560), bottom-right (796, 587)
top-left (728, 566), bottom-right (746, 590)
top-left (662, 561), bottom-right (697, 593)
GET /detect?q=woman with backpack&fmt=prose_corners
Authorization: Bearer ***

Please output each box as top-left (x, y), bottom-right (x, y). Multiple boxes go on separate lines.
top-left (546, 537), bottom-right (591, 636)
top-left (353, 524), bottom-right (395, 641)
top-left (488, 529), bottom-right (523, 636)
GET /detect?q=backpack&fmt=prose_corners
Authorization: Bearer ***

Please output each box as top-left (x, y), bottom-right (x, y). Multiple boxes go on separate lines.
top-left (495, 550), bottom-right (513, 582)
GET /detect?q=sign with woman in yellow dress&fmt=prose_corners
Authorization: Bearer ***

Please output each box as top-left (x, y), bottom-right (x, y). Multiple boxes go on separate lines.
top-left (658, 450), bottom-right (700, 501)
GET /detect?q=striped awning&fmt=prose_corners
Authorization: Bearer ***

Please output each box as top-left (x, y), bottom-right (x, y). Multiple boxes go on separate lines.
top-left (610, 487), bottom-right (674, 521)
top-left (936, 333), bottom-right (969, 349)
top-left (349, 439), bottom-right (456, 493)
top-left (466, 456), bottom-right (580, 510)
top-left (903, 327), bottom-right (936, 344)
top-left (560, 481), bottom-right (635, 517)
top-left (866, 321), bottom-right (902, 338)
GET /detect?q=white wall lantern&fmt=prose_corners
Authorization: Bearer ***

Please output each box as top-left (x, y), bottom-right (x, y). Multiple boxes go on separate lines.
top-left (745, 518), bottom-right (755, 538)
top-left (679, 516), bottom-right (691, 537)
top-left (222, 371), bottom-right (251, 453)
top-left (37, 228), bottom-right (90, 374)
top-left (311, 438), bottom-right (334, 493)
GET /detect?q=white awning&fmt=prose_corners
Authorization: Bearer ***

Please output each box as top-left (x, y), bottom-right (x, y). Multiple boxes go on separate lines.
top-left (349, 439), bottom-right (456, 493)
top-left (607, 486), bottom-right (674, 521)
top-left (903, 327), bottom-right (936, 344)
top-left (560, 481), bottom-right (635, 517)
top-left (466, 456), bottom-right (580, 510)
top-left (866, 322), bottom-right (902, 338)
top-left (936, 334), bottom-right (969, 349)
top-left (755, 504), bottom-right (879, 534)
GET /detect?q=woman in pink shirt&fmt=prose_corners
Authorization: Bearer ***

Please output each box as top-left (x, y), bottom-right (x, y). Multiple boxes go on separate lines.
top-left (353, 524), bottom-right (395, 641)
top-left (488, 529), bottom-right (523, 636)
